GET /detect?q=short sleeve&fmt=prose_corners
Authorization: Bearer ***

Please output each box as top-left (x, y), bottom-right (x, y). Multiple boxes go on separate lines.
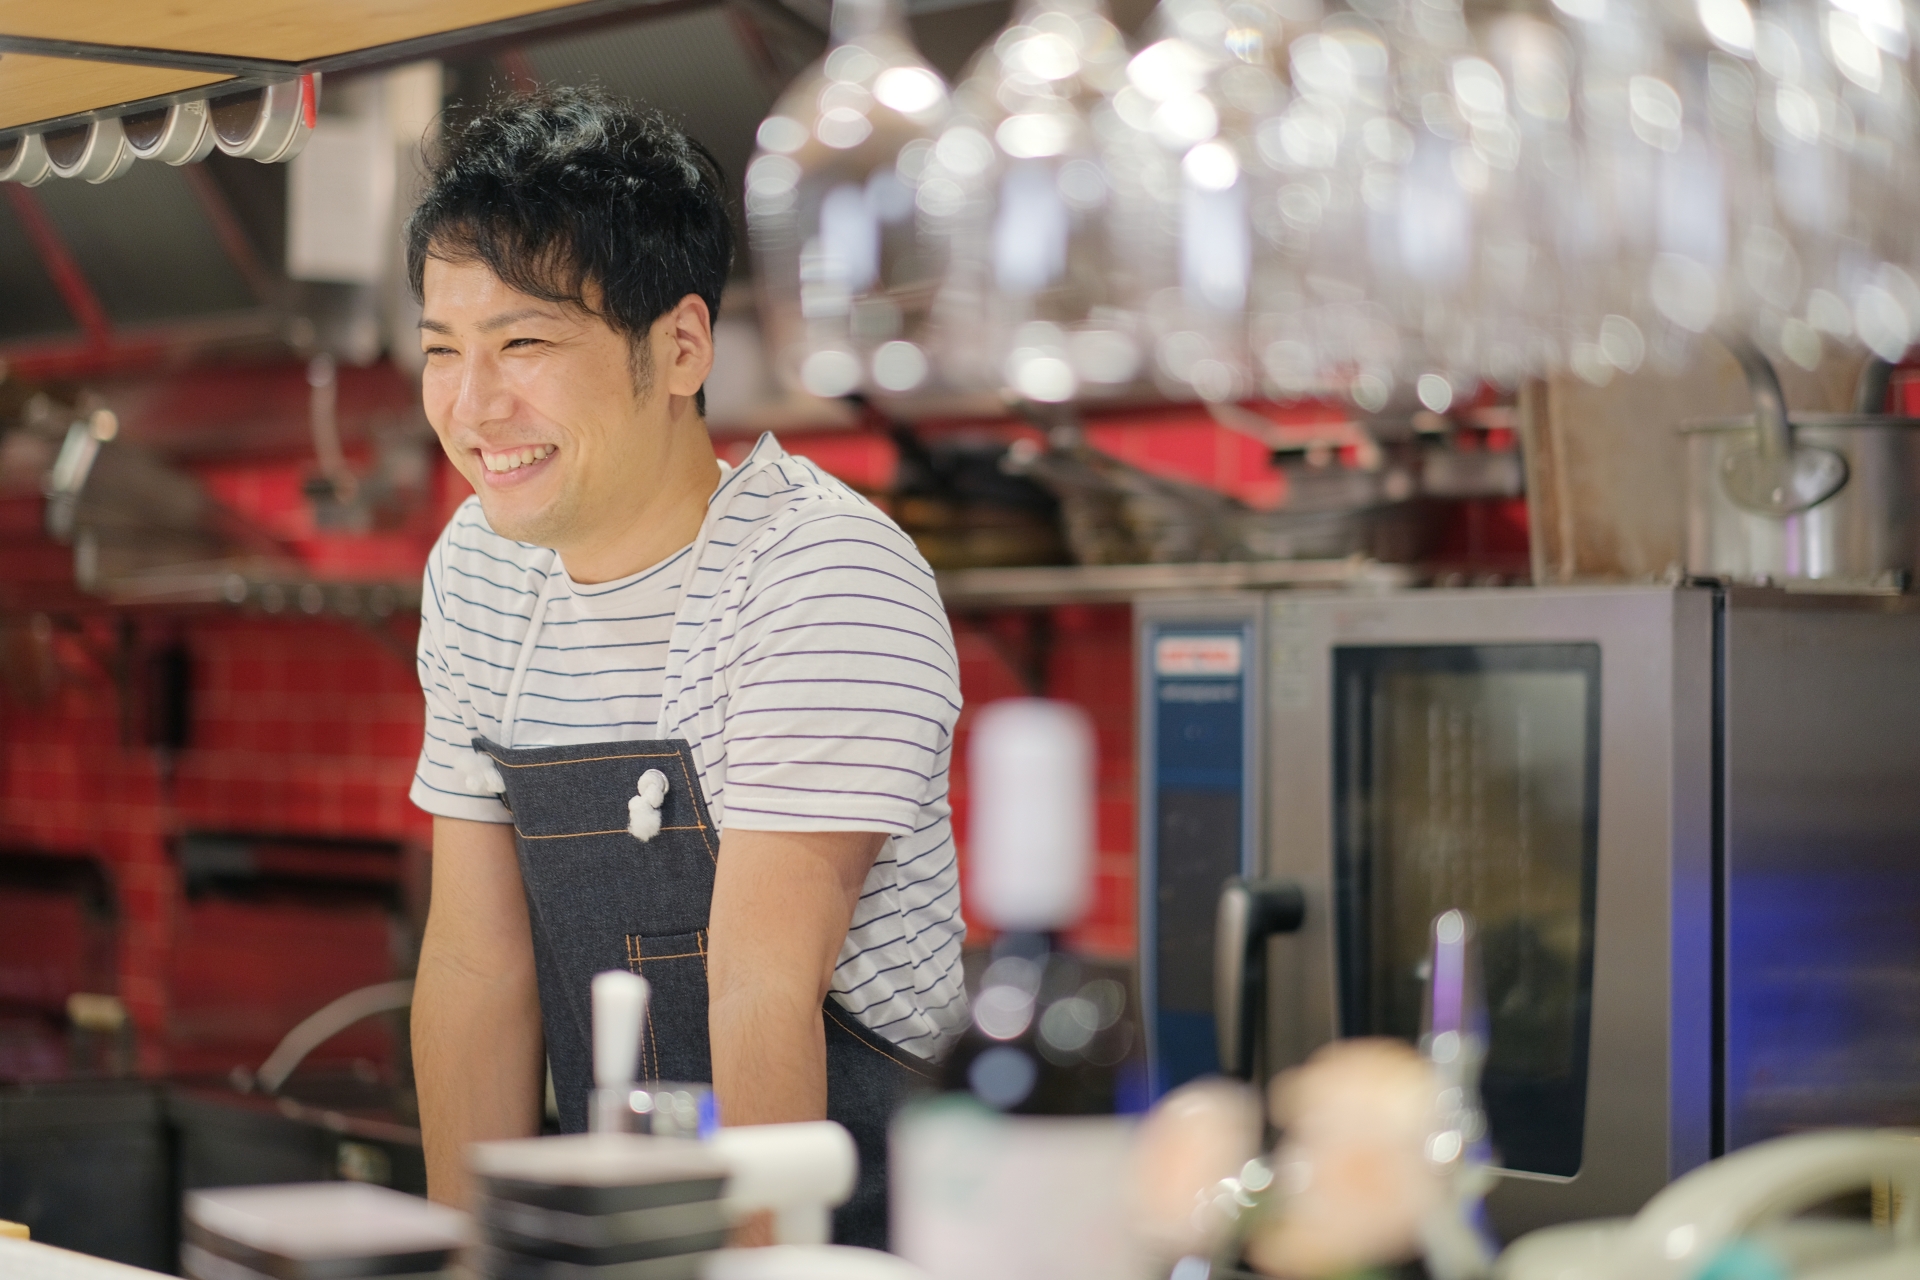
top-left (717, 506), bottom-right (960, 833)
top-left (409, 537), bottom-right (514, 824)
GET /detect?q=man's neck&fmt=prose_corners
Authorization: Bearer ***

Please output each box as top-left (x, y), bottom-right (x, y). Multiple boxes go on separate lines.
top-left (557, 414), bottom-right (722, 585)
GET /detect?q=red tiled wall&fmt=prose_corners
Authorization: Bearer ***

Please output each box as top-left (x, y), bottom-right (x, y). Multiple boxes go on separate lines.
top-left (0, 610), bottom-right (428, 1075)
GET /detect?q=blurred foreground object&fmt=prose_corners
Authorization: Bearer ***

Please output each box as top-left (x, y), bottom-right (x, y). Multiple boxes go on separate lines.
top-left (182, 1182), bottom-right (466, 1280)
top-left (1247, 1038), bottom-right (1448, 1278)
top-left (1496, 1129), bottom-right (1920, 1280)
top-left (894, 697), bottom-right (1150, 1279)
top-left (1127, 1077), bottom-right (1266, 1268)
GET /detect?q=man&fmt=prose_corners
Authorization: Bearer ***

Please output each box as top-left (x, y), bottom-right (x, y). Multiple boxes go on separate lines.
top-left (403, 88), bottom-right (966, 1247)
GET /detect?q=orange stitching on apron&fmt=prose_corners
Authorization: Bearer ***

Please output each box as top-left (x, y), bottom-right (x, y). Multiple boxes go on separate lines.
top-left (823, 1002), bottom-right (936, 1081)
top-left (484, 750), bottom-right (680, 768)
top-left (514, 824), bottom-right (707, 841)
top-left (695, 929), bottom-right (708, 977)
top-left (670, 750), bottom-right (718, 864)
top-left (633, 950), bottom-right (704, 961)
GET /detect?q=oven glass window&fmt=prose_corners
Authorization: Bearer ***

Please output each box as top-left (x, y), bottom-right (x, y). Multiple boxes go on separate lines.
top-left (1333, 644), bottom-right (1601, 1178)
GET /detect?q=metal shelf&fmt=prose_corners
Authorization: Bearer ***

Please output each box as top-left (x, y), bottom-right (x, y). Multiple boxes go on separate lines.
top-left (934, 558), bottom-right (1417, 608)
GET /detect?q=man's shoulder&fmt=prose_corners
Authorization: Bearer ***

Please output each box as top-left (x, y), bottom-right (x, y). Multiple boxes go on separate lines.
top-left (727, 448), bottom-right (923, 562)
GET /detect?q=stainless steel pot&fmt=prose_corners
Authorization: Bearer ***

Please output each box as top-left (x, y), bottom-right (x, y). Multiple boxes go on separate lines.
top-left (1682, 348), bottom-right (1920, 591)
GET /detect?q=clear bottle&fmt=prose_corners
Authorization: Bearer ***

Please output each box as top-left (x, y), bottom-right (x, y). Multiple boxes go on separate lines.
top-left (746, 0), bottom-right (951, 400)
top-left (938, 697), bottom-right (1139, 1114)
top-left (923, 0), bottom-right (1141, 405)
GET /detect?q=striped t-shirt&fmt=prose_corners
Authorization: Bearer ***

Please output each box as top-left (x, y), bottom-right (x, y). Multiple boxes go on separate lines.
top-left (409, 432), bottom-right (967, 1061)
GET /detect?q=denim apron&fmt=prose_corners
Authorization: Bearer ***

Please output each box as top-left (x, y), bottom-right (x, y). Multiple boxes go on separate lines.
top-left (470, 463), bottom-right (933, 1247)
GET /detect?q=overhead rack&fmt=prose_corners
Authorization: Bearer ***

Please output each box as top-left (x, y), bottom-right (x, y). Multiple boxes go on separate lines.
top-left (0, 0), bottom-right (665, 141)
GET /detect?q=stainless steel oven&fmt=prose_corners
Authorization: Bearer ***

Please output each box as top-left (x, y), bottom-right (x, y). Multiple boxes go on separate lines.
top-left (1137, 585), bottom-right (1920, 1237)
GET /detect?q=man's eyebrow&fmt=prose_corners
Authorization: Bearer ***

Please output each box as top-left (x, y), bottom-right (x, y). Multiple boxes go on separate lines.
top-left (478, 307), bottom-right (561, 333)
top-left (416, 307), bottom-right (563, 336)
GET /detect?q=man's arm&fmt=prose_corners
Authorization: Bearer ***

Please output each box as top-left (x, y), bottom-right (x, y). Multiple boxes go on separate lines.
top-left (706, 828), bottom-right (887, 1127)
top-left (413, 816), bottom-right (546, 1206)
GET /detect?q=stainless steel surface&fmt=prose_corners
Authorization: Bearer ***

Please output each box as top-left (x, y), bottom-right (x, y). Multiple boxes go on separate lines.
top-left (1721, 591), bottom-right (1920, 1149)
top-left (1259, 586), bottom-right (1715, 1237)
top-left (1684, 353), bottom-right (1920, 589)
top-left (1684, 414), bottom-right (1920, 589)
top-left (939, 558), bottom-right (1416, 608)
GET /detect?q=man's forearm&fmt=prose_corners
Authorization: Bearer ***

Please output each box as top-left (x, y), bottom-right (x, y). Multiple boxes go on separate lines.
top-left (413, 944), bottom-right (545, 1206)
top-left (709, 983), bottom-right (827, 1127)
top-left (705, 828), bottom-right (884, 1130)
top-left (414, 816), bottom-right (546, 1208)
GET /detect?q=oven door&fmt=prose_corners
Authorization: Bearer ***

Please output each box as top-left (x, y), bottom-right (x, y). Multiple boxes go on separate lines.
top-left (1264, 585), bottom-right (1714, 1237)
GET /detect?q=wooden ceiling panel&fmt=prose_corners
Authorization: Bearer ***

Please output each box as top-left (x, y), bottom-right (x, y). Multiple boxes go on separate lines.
top-left (0, 54), bottom-right (230, 131)
top-left (0, 1), bottom-right (592, 63)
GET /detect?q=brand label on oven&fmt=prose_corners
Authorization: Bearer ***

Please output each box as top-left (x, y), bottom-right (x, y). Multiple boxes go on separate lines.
top-left (1154, 634), bottom-right (1244, 677)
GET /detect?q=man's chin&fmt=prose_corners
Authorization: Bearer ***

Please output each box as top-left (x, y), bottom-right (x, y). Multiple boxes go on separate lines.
top-left (475, 488), bottom-right (569, 548)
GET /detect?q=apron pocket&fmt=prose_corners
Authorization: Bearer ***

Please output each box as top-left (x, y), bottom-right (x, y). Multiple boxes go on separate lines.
top-left (625, 930), bottom-right (713, 1085)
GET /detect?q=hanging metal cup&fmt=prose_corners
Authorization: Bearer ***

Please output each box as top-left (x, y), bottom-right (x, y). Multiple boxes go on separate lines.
top-left (0, 132), bottom-right (53, 186)
top-left (44, 117), bottom-right (136, 183)
top-left (123, 99), bottom-right (216, 165)
top-left (210, 75), bottom-right (317, 163)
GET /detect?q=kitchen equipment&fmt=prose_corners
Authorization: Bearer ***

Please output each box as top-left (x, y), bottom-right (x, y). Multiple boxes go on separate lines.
top-left (1496, 1130), bottom-right (1920, 1280)
top-left (0, 132), bottom-right (52, 185)
top-left (210, 77), bottom-right (317, 164)
top-left (0, 1082), bottom-right (173, 1271)
top-left (1136, 584), bottom-right (1920, 1238)
top-left (42, 119), bottom-right (135, 184)
top-left (120, 101), bottom-right (217, 166)
top-left (704, 1246), bottom-right (932, 1279)
top-left (709, 1122), bottom-right (858, 1245)
top-left (182, 1182), bottom-right (467, 1280)
top-left (469, 1134), bottom-right (731, 1279)
top-left (1684, 348), bottom-right (1920, 590)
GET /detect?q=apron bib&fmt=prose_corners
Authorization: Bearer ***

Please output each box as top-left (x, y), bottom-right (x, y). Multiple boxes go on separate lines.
top-left (470, 460), bottom-right (932, 1247)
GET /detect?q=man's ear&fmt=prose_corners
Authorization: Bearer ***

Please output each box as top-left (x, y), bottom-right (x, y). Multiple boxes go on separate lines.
top-left (660, 294), bottom-right (715, 400)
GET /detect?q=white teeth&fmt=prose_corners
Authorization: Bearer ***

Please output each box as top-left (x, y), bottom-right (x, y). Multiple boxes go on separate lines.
top-left (482, 444), bottom-right (555, 473)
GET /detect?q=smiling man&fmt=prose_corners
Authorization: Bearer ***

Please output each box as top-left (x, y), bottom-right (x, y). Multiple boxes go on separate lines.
top-left (403, 89), bottom-right (965, 1246)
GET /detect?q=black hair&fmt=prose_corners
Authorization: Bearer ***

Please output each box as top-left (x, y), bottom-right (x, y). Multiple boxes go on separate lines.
top-left (406, 86), bottom-right (733, 414)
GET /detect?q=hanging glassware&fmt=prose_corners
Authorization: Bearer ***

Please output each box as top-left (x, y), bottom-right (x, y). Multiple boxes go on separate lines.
top-left (1112, 0), bottom-right (1306, 403)
top-left (746, 0), bottom-right (951, 399)
top-left (922, 0), bottom-right (1137, 405)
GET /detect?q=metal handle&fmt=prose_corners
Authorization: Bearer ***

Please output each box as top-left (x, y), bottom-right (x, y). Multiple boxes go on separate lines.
top-left (1855, 356), bottom-right (1895, 416)
top-left (1214, 877), bottom-right (1306, 1080)
top-left (1721, 334), bottom-right (1794, 463)
top-left (1715, 334), bottom-right (1849, 515)
top-left (254, 979), bottom-right (413, 1095)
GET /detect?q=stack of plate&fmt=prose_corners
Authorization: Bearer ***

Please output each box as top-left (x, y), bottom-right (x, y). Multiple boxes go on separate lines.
top-left (182, 1182), bottom-right (469, 1280)
top-left (470, 1134), bottom-right (732, 1280)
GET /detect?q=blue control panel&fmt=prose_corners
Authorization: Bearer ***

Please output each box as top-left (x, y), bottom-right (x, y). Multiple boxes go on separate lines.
top-left (1140, 621), bottom-right (1255, 1098)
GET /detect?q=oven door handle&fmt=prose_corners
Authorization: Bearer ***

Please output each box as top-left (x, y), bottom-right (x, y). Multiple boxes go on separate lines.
top-left (1215, 877), bottom-right (1306, 1081)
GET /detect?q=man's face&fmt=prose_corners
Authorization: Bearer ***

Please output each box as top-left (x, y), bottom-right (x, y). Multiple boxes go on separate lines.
top-left (418, 256), bottom-right (662, 550)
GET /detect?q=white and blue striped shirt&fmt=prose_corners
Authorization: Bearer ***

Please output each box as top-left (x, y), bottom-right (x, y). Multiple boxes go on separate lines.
top-left (410, 433), bottom-right (967, 1061)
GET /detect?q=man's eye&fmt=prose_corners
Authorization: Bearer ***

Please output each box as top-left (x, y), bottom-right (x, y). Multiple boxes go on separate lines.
top-left (505, 337), bottom-right (544, 349)
top-left (423, 345), bottom-right (456, 357)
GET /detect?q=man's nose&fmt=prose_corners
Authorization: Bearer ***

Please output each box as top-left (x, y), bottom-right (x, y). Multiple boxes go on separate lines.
top-left (449, 351), bottom-right (516, 431)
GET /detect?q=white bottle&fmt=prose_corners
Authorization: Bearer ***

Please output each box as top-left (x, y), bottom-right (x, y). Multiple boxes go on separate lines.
top-left (893, 697), bottom-right (1153, 1280)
